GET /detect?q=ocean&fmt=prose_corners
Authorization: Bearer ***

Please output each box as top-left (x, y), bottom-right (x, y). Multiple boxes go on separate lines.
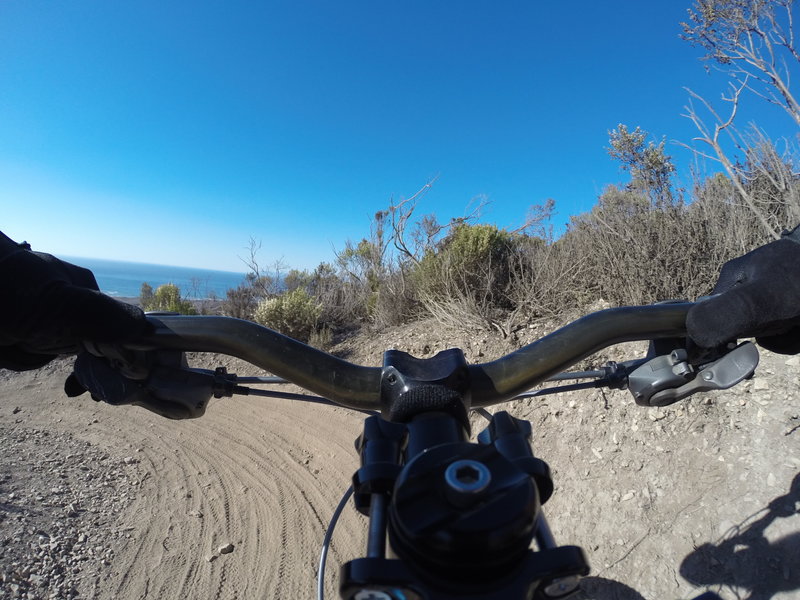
top-left (63, 256), bottom-right (248, 300)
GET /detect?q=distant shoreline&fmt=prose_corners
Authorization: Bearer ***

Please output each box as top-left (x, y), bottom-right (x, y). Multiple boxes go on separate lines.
top-left (64, 255), bottom-right (246, 277)
top-left (68, 256), bottom-right (248, 300)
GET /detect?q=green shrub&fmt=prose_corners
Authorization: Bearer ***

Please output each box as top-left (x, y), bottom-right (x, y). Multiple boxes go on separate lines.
top-left (416, 224), bottom-right (512, 289)
top-left (411, 224), bottom-right (516, 330)
top-left (253, 288), bottom-right (322, 342)
top-left (445, 223), bottom-right (512, 263)
top-left (140, 282), bottom-right (196, 315)
top-left (223, 283), bottom-right (257, 319)
top-left (139, 282), bottom-right (154, 308)
top-left (284, 269), bottom-right (313, 293)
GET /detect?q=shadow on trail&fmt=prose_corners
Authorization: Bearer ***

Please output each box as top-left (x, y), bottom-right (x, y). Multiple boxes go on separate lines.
top-left (576, 576), bottom-right (647, 600)
top-left (680, 472), bottom-right (800, 600)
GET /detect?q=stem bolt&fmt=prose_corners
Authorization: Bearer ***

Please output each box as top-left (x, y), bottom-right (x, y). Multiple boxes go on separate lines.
top-left (444, 459), bottom-right (491, 494)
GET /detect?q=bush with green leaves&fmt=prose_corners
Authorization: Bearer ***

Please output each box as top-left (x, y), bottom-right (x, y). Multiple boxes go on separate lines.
top-left (253, 288), bottom-right (322, 342)
top-left (416, 224), bottom-right (513, 292)
top-left (140, 282), bottom-right (196, 315)
top-left (223, 283), bottom-right (258, 319)
top-left (140, 282), bottom-right (155, 308)
top-left (413, 223), bottom-right (516, 330)
top-left (284, 268), bottom-right (314, 294)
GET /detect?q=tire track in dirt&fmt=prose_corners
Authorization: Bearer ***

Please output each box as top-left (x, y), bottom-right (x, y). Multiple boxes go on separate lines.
top-left (100, 422), bottom-right (211, 599)
top-left (0, 363), bottom-right (367, 599)
top-left (92, 392), bottom-right (366, 599)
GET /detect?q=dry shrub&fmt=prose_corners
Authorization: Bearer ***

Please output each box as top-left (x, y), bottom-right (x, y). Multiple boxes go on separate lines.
top-left (253, 288), bottom-right (321, 342)
top-left (506, 236), bottom-right (590, 321)
top-left (413, 224), bottom-right (514, 334)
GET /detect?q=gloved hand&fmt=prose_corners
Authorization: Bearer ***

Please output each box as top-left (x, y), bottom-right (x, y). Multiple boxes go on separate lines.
top-left (0, 232), bottom-right (148, 370)
top-left (687, 227), bottom-right (800, 354)
top-left (65, 351), bottom-right (213, 419)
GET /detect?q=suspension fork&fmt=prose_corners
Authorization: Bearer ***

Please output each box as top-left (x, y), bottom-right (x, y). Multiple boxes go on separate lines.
top-left (340, 348), bottom-right (589, 600)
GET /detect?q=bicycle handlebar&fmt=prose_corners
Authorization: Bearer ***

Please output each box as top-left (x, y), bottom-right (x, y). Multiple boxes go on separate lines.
top-left (133, 314), bottom-right (384, 410)
top-left (100, 301), bottom-right (734, 599)
top-left (129, 302), bottom-right (692, 410)
top-left (469, 302), bottom-right (690, 406)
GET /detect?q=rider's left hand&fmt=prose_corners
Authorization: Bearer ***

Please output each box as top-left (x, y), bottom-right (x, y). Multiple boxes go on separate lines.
top-left (0, 232), bottom-right (148, 371)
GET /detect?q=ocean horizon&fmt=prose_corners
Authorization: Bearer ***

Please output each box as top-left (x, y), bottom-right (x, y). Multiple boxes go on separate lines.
top-left (64, 256), bottom-right (248, 300)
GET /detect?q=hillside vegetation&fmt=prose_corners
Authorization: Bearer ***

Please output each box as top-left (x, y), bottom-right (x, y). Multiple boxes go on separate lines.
top-left (181, 125), bottom-right (798, 346)
top-left (147, 0), bottom-right (800, 346)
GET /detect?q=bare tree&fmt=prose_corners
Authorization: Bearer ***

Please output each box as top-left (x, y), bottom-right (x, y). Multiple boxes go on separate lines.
top-left (682, 82), bottom-right (783, 238)
top-left (239, 237), bottom-right (286, 299)
top-left (388, 178), bottom-right (439, 265)
top-left (682, 0), bottom-right (800, 126)
top-left (508, 198), bottom-right (557, 237)
top-left (386, 177), bottom-right (492, 267)
top-left (680, 0), bottom-right (800, 239)
top-left (743, 127), bottom-right (800, 225)
top-left (682, 83), bottom-right (800, 238)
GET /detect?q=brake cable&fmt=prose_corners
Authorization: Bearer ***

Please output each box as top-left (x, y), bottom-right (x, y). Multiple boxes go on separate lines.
top-left (317, 486), bottom-right (355, 600)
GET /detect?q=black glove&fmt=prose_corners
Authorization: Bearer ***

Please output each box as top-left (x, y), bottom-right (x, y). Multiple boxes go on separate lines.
top-left (687, 227), bottom-right (800, 354)
top-left (0, 232), bottom-right (148, 370)
top-left (65, 351), bottom-right (213, 419)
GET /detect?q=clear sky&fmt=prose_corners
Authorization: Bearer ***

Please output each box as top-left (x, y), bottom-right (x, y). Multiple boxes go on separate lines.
top-left (1, 1), bottom-right (795, 272)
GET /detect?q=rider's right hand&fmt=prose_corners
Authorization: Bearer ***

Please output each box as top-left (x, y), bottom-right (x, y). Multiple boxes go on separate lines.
top-left (687, 227), bottom-right (800, 354)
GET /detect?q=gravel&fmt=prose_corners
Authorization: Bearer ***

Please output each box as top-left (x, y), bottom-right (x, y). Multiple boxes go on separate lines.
top-left (0, 426), bottom-right (140, 600)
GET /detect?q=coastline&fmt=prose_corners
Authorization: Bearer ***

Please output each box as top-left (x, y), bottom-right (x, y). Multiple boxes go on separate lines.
top-left (70, 256), bottom-right (247, 301)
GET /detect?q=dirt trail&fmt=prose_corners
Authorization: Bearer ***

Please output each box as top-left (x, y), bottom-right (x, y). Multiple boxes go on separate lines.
top-left (0, 323), bottom-right (799, 600)
top-left (0, 357), bottom-right (367, 599)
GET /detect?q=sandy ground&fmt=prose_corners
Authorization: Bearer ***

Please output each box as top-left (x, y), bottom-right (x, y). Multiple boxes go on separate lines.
top-left (0, 356), bottom-right (367, 599)
top-left (0, 319), bottom-right (799, 600)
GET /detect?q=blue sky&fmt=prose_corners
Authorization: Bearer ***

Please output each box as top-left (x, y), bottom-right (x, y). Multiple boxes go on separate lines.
top-left (1, 1), bottom-right (795, 272)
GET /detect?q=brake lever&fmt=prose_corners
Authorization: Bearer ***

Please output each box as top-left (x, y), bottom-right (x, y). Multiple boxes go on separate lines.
top-left (74, 341), bottom-right (245, 419)
top-left (627, 342), bottom-right (759, 407)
